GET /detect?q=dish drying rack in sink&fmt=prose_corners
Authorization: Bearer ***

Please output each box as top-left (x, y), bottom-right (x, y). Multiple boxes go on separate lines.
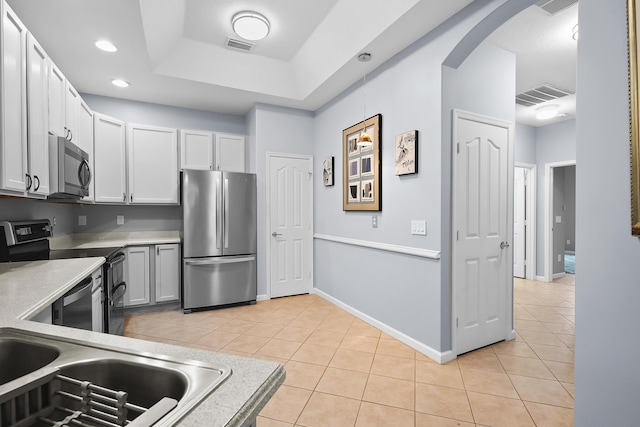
top-left (0, 368), bottom-right (177, 427)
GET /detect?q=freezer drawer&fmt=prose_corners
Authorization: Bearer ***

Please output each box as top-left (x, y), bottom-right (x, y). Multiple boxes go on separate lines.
top-left (183, 255), bottom-right (256, 311)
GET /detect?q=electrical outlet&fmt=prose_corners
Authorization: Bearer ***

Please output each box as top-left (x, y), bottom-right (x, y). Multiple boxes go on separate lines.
top-left (555, 216), bottom-right (562, 223)
top-left (411, 220), bottom-right (426, 235)
top-left (78, 215), bottom-right (87, 226)
top-left (372, 215), bottom-right (378, 228)
top-left (566, 239), bottom-right (571, 245)
top-left (117, 215), bottom-right (125, 225)
top-left (52, 217), bottom-right (56, 226)
top-left (558, 254), bottom-right (562, 262)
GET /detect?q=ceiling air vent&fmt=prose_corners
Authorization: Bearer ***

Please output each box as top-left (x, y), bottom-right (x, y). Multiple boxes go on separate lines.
top-left (225, 37), bottom-right (254, 52)
top-left (515, 83), bottom-right (574, 107)
top-left (535, 0), bottom-right (578, 16)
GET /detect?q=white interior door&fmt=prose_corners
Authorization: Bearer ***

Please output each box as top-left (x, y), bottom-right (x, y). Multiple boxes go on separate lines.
top-left (453, 110), bottom-right (513, 355)
top-left (513, 167), bottom-right (526, 278)
top-left (268, 154), bottom-right (313, 298)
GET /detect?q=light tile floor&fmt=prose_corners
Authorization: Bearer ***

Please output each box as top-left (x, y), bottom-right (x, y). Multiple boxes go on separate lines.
top-left (125, 277), bottom-right (575, 426)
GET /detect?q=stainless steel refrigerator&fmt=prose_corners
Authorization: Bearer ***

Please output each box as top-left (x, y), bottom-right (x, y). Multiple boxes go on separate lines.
top-left (182, 170), bottom-right (257, 312)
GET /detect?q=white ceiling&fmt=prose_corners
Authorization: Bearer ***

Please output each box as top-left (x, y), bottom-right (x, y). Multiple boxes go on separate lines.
top-left (6, 1), bottom-right (577, 125)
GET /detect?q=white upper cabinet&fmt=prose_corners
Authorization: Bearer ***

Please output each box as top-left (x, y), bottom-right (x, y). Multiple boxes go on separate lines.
top-left (48, 61), bottom-right (65, 137)
top-left (180, 129), bottom-right (213, 170)
top-left (77, 99), bottom-right (94, 202)
top-left (94, 113), bottom-right (126, 203)
top-left (215, 133), bottom-right (245, 172)
top-left (127, 123), bottom-right (179, 204)
top-left (64, 80), bottom-right (79, 141)
top-left (0, 2), bottom-right (28, 193)
top-left (25, 32), bottom-right (49, 196)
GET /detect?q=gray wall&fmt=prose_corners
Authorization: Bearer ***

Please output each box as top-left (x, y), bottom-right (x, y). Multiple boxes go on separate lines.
top-left (552, 167), bottom-right (566, 275)
top-left (515, 123), bottom-right (536, 165)
top-left (534, 119), bottom-right (576, 276)
top-left (575, 0), bottom-right (640, 424)
top-left (564, 165), bottom-right (576, 252)
top-left (0, 197), bottom-right (76, 235)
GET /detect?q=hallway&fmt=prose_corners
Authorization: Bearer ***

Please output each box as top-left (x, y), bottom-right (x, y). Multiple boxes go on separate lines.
top-left (124, 277), bottom-right (575, 426)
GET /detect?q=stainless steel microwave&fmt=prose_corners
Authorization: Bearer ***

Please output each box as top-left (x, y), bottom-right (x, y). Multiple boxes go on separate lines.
top-left (48, 135), bottom-right (91, 199)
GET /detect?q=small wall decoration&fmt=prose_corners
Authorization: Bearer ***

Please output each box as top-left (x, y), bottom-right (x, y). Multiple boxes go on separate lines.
top-left (323, 156), bottom-right (334, 186)
top-left (395, 130), bottom-right (418, 176)
top-left (628, 0), bottom-right (640, 236)
top-left (343, 114), bottom-right (381, 211)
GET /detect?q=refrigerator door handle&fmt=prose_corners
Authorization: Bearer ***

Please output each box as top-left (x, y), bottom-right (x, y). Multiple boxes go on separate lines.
top-left (216, 177), bottom-right (222, 249)
top-left (224, 178), bottom-right (230, 249)
top-left (185, 256), bottom-right (255, 266)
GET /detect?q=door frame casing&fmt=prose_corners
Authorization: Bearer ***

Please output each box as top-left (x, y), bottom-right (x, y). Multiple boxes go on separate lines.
top-left (451, 109), bottom-right (516, 357)
top-left (544, 160), bottom-right (576, 282)
top-left (265, 151), bottom-right (314, 299)
top-left (515, 162), bottom-right (537, 280)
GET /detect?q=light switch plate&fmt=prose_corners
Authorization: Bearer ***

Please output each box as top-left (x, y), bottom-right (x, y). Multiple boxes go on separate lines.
top-left (117, 215), bottom-right (125, 225)
top-left (372, 215), bottom-right (378, 228)
top-left (78, 215), bottom-right (87, 226)
top-left (556, 216), bottom-right (562, 223)
top-left (411, 220), bottom-right (426, 235)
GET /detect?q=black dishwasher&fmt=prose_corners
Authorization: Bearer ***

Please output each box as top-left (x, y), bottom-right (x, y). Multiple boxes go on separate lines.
top-left (52, 276), bottom-right (93, 330)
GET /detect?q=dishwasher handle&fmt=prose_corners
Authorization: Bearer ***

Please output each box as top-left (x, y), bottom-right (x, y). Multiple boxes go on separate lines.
top-left (185, 256), bottom-right (255, 266)
top-left (107, 252), bottom-right (126, 268)
top-left (111, 281), bottom-right (127, 304)
top-left (61, 277), bottom-right (93, 307)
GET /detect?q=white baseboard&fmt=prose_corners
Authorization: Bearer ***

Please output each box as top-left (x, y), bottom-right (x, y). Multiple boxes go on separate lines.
top-left (312, 288), bottom-right (451, 364)
top-left (256, 294), bottom-right (269, 301)
top-left (553, 272), bottom-right (566, 279)
top-left (535, 275), bottom-right (547, 282)
top-left (565, 250), bottom-right (575, 255)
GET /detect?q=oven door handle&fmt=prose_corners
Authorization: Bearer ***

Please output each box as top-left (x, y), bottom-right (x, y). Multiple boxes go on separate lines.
top-left (62, 278), bottom-right (93, 307)
top-left (107, 253), bottom-right (126, 268)
top-left (111, 281), bottom-right (127, 305)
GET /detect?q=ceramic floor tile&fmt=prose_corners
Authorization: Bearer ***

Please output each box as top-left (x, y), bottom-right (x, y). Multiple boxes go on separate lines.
top-left (491, 340), bottom-right (537, 358)
top-left (259, 385), bottom-right (312, 424)
top-left (467, 391), bottom-right (535, 427)
top-left (524, 401), bottom-right (574, 427)
top-left (273, 326), bottom-right (314, 343)
top-left (328, 348), bottom-right (375, 373)
top-left (561, 382), bottom-right (575, 398)
top-left (244, 322), bottom-right (284, 338)
top-left (457, 351), bottom-right (505, 373)
top-left (223, 334), bottom-right (270, 353)
top-left (509, 374), bottom-right (574, 408)
top-left (283, 361), bottom-right (326, 390)
top-left (340, 334), bottom-right (379, 353)
top-left (362, 374), bottom-right (415, 410)
top-left (496, 354), bottom-right (556, 380)
top-left (543, 360), bottom-right (574, 383)
top-left (348, 320), bottom-right (382, 338)
top-left (297, 392), bottom-right (360, 427)
top-left (376, 338), bottom-right (415, 359)
top-left (305, 330), bottom-right (345, 348)
top-left (370, 353), bottom-right (415, 381)
top-left (315, 367), bottom-right (368, 399)
top-left (217, 318), bottom-right (258, 334)
top-left (256, 416), bottom-right (294, 427)
top-left (256, 338), bottom-right (302, 360)
top-left (540, 322), bottom-right (575, 335)
top-left (518, 329), bottom-right (567, 347)
top-left (528, 343), bottom-right (575, 363)
top-left (317, 316), bottom-right (354, 334)
top-left (415, 360), bottom-right (464, 389)
top-left (195, 330), bottom-right (241, 348)
top-left (460, 367), bottom-right (519, 398)
top-left (556, 333), bottom-right (575, 348)
top-left (415, 412), bottom-right (476, 426)
top-left (290, 343), bottom-right (337, 366)
top-left (514, 319), bottom-right (550, 332)
top-left (355, 401), bottom-right (414, 427)
top-left (263, 312), bottom-right (298, 325)
top-left (415, 383), bottom-right (474, 423)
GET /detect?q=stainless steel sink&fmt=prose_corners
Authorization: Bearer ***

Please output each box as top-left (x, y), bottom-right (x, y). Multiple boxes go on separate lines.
top-left (0, 328), bottom-right (231, 427)
top-left (0, 337), bottom-right (59, 385)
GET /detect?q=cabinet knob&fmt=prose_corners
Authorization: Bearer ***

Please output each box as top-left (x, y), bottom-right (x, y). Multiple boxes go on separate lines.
top-left (130, 194), bottom-right (133, 203)
top-left (122, 193), bottom-right (126, 202)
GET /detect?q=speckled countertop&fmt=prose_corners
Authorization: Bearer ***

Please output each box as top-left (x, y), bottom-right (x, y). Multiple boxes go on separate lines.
top-left (0, 237), bottom-right (285, 426)
top-left (49, 230), bottom-right (182, 249)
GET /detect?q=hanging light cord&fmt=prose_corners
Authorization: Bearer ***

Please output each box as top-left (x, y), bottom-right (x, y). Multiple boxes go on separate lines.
top-left (362, 56), bottom-right (367, 125)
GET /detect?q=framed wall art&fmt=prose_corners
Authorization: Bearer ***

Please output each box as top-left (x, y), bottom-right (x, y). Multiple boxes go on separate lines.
top-left (395, 130), bottom-right (418, 176)
top-left (343, 114), bottom-right (381, 211)
top-left (628, 0), bottom-right (640, 235)
top-left (323, 156), bottom-right (334, 186)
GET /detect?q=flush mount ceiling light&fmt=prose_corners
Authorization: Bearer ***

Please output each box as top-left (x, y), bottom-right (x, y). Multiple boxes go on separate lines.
top-left (357, 53), bottom-right (373, 147)
top-left (232, 11), bottom-right (270, 41)
top-left (535, 104), bottom-right (559, 120)
top-left (95, 40), bottom-right (117, 52)
top-left (111, 79), bottom-right (129, 88)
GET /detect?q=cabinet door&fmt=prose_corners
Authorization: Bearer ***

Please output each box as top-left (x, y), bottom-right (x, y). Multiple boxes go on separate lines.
top-left (64, 80), bottom-right (79, 141)
top-left (215, 133), bottom-right (245, 172)
top-left (77, 99), bottom-right (94, 202)
top-left (25, 32), bottom-right (49, 196)
top-left (155, 244), bottom-right (180, 303)
top-left (180, 129), bottom-right (213, 170)
top-left (124, 246), bottom-right (150, 306)
top-left (48, 61), bottom-right (65, 137)
top-left (127, 124), bottom-right (179, 204)
top-left (91, 268), bottom-right (103, 332)
top-left (0, 3), bottom-right (27, 192)
top-left (94, 113), bottom-right (127, 203)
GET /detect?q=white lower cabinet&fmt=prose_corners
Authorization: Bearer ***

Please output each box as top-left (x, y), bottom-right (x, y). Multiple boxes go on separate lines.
top-left (91, 266), bottom-right (103, 333)
top-left (124, 244), bottom-right (180, 308)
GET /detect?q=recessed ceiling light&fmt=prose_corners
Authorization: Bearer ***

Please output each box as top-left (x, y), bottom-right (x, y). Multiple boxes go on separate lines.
top-left (111, 79), bottom-right (129, 88)
top-left (232, 11), bottom-right (270, 41)
top-left (95, 40), bottom-right (117, 52)
top-left (535, 104), bottom-right (559, 120)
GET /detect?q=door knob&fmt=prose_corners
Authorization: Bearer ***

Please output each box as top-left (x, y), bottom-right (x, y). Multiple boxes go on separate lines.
top-left (500, 241), bottom-right (510, 249)
top-left (272, 232), bottom-right (282, 237)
